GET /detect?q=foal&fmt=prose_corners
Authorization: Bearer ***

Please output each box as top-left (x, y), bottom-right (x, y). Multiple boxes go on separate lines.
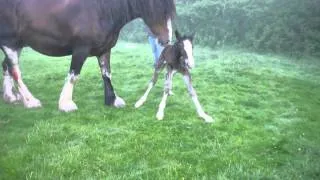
top-left (135, 31), bottom-right (214, 123)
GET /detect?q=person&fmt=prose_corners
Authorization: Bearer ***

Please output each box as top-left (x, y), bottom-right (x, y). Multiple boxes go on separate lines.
top-left (145, 27), bottom-right (164, 67)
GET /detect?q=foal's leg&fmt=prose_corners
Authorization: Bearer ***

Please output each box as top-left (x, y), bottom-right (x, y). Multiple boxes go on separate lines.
top-left (156, 69), bottom-right (175, 120)
top-left (2, 57), bottom-right (21, 103)
top-left (59, 47), bottom-right (89, 112)
top-left (183, 72), bottom-right (214, 123)
top-left (98, 51), bottom-right (125, 108)
top-left (135, 68), bottom-right (162, 108)
top-left (2, 46), bottom-right (41, 108)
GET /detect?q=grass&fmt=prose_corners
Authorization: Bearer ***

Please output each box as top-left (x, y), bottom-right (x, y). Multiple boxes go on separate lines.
top-left (0, 41), bottom-right (320, 179)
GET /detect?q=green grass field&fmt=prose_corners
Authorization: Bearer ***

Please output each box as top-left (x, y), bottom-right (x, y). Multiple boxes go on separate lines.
top-left (0, 42), bottom-right (320, 179)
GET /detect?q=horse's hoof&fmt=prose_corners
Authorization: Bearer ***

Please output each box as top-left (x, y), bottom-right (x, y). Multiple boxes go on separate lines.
top-left (3, 94), bottom-right (20, 104)
top-left (156, 111), bottom-right (164, 120)
top-left (24, 98), bottom-right (42, 108)
top-left (114, 96), bottom-right (126, 108)
top-left (59, 100), bottom-right (77, 112)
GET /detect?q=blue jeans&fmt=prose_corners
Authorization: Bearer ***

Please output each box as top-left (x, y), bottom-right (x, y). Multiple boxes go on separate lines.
top-left (148, 36), bottom-right (164, 67)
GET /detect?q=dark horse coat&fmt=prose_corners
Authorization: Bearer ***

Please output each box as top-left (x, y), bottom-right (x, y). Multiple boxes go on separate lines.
top-left (0, 0), bottom-right (176, 111)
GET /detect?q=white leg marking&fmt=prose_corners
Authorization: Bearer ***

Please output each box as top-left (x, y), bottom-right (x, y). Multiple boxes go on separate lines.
top-left (3, 46), bottom-right (41, 108)
top-left (98, 58), bottom-right (125, 108)
top-left (59, 73), bottom-right (78, 112)
top-left (114, 95), bottom-right (126, 108)
top-left (102, 69), bottom-right (112, 80)
top-left (3, 46), bottom-right (18, 64)
top-left (156, 71), bottom-right (174, 120)
top-left (14, 67), bottom-right (42, 108)
top-left (2, 72), bottom-right (19, 103)
top-left (183, 40), bottom-right (195, 69)
top-left (104, 71), bottom-right (126, 108)
top-left (156, 92), bottom-right (168, 120)
top-left (135, 82), bottom-right (153, 108)
top-left (183, 75), bottom-right (214, 123)
top-left (167, 18), bottom-right (173, 43)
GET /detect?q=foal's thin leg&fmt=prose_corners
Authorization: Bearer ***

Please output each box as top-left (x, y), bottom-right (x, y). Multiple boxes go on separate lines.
top-left (135, 69), bottom-right (161, 108)
top-left (2, 46), bottom-right (41, 108)
top-left (59, 47), bottom-right (89, 112)
top-left (2, 58), bottom-right (20, 103)
top-left (156, 70), bottom-right (174, 120)
top-left (98, 51), bottom-right (125, 108)
top-left (183, 73), bottom-right (214, 123)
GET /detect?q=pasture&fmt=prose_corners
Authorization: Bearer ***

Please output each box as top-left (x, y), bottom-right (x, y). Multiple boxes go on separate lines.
top-left (0, 41), bottom-right (319, 179)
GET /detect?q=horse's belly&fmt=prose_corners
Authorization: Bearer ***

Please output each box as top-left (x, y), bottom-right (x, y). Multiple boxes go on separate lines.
top-left (23, 34), bottom-right (72, 57)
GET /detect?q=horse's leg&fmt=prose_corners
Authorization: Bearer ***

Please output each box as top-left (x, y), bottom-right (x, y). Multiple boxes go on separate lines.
top-left (2, 57), bottom-right (21, 103)
top-left (59, 47), bottom-right (89, 112)
top-left (135, 68), bottom-right (161, 108)
top-left (182, 72), bottom-right (214, 123)
top-left (2, 46), bottom-right (41, 108)
top-left (156, 69), bottom-right (174, 120)
top-left (98, 51), bottom-right (125, 108)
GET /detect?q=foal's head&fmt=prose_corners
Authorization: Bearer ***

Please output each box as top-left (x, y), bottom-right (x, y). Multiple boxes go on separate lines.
top-left (175, 30), bottom-right (195, 69)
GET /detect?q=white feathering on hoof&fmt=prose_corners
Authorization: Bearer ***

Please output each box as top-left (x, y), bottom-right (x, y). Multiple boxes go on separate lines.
top-left (114, 96), bottom-right (126, 108)
top-left (59, 100), bottom-right (78, 112)
top-left (23, 97), bottom-right (42, 108)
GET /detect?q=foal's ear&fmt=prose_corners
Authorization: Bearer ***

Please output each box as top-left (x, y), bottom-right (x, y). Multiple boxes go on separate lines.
top-left (175, 30), bottom-right (182, 40)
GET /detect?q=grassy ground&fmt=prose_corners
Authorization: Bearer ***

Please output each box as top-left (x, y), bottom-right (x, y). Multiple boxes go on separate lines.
top-left (0, 42), bottom-right (319, 179)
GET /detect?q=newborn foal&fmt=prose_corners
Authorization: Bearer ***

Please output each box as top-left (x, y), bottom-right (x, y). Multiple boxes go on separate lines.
top-left (135, 31), bottom-right (214, 123)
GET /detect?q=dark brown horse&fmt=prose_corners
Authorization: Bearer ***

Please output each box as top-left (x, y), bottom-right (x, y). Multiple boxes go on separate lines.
top-left (0, 0), bottom-right (175, 112)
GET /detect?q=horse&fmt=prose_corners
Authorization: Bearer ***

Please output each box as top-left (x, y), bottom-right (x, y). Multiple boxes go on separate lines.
top-left (135, 30), bottom-right (214, 123)
top-left (0, 0), bottom-right (175, 112)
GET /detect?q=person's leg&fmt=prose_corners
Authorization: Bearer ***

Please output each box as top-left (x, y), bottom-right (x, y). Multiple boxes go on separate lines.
top-left (148, 36), bottom-right (158, 67)
top-left (155, 39), bottom-right (164, 62)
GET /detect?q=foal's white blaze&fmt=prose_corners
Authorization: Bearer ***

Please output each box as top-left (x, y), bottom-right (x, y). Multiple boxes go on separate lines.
top-left (59, 73), bottom-right (78, 112)
top-left (167, 18), bottom-right (173, 42)
top-left (183, 40), bottom-right (195, 69)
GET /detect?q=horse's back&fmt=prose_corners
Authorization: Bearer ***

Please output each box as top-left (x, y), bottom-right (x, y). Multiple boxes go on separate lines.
top-left (0, 0), bottom-right (102, 55)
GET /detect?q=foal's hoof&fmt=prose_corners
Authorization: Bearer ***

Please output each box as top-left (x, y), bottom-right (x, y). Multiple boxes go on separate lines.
top-left (200, 113), bottom-right (215, 123)
top-left (114, 96), bottom-right (126, 108)
top-left (59, 100), bottom-right (78, 112)
top-left (156, 111), bottom-right (164, 121)
top-left (134, 98), bottom-right (145, 108)
top-left (24, 98), bottom-right (42, 108)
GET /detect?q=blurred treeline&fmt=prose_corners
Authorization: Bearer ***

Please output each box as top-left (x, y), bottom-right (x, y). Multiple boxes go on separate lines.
top-left (120, 0), bottom-right (320, 57)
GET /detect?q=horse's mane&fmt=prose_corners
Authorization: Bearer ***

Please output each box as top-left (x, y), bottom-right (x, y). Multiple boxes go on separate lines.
top-left (138, 0), bottom-right (176, 21)
top-left (96, 0), bottom-right (176, 25)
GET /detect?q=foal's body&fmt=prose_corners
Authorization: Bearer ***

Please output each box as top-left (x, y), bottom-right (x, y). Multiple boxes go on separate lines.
top-left (135, 31), bottom-right (214, 123)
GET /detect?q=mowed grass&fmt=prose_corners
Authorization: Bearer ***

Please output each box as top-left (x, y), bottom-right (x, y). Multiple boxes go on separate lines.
top-left (0, 41), bottom-right (320, 179)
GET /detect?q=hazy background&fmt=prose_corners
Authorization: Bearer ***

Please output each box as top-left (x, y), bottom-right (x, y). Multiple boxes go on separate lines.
top-left (120, 0), bottom-right (320, 58)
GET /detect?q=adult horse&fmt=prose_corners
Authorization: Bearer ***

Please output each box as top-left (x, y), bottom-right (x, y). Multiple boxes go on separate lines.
top-left (0, 0), bottom-right (175, 112)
